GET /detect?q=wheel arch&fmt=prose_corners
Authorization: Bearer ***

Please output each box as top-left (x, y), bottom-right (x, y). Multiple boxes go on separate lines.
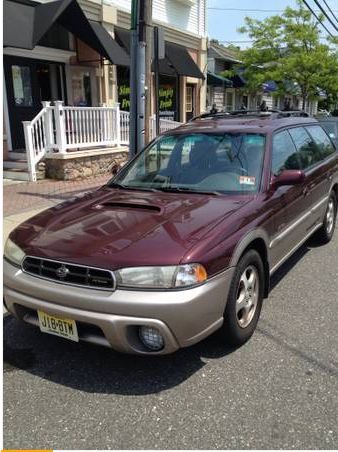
top-left (230, 230), bottom-right (270, 298)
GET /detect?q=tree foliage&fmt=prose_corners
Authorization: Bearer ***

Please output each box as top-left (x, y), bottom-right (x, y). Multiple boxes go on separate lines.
top-left (223, 1), bottom-right (338, 110)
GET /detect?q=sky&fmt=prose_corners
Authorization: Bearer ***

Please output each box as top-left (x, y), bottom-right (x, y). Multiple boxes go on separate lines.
top-left (207, 0), bottom-right (338, 48)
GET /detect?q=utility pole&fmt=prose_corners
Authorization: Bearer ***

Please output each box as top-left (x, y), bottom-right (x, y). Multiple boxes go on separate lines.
top-left (129, 0), bottom-right (152, 158)
top-left (144, 0), bottom-right (153, 145)
top-left (153, 26), bottom-right (165, 136)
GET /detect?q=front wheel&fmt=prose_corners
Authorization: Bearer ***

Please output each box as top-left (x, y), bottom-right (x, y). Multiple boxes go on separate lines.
top-left (220, 250), bottom-right (264, 347)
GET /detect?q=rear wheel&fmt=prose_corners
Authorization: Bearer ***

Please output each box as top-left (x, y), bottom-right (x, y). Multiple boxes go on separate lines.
top-left (315, 191), bottom-right (337, 244)
top-left (220, 249), bottom-right (264, 346)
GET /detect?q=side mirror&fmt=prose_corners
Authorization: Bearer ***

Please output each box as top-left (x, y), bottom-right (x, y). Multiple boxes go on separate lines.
top-left (271, 170), bottom-right (305, 189)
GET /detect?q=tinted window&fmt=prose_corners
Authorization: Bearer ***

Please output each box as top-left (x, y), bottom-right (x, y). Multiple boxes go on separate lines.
top-left (306, 125), bottom-right (336, 159)
top-left (272, 130), bottom-right (300, 175)
top-left (289, 127), bottom-right (322, 169)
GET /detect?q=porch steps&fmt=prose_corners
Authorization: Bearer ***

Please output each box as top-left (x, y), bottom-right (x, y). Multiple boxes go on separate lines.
top-left (8, 151), bottom-right (27, 160)
top-left (3, 160), bottom-right (28, 170)
top-left (3, 168), bottom-right (31, 181)
top-left (3, 151), bottom-right (31, 181)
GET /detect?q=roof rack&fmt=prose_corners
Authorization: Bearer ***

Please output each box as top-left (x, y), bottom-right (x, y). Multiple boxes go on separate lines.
top-left (189, 109), bottom-right (310, 122)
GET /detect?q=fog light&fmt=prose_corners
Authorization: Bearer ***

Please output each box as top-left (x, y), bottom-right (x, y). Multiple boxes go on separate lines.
top-left (139, 326), bottom-right (164, 351)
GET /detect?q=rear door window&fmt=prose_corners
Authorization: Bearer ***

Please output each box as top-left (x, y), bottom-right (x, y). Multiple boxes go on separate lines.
top-left (305, 125), bottom-right (336, 159)
top-left (272, 130), bottom-right (301, 175)
top-left (288, 127), bottom-right (322, 170)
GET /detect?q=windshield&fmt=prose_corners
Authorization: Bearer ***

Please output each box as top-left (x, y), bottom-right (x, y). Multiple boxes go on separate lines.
top-left (111, 132), bottom-right (266, 194)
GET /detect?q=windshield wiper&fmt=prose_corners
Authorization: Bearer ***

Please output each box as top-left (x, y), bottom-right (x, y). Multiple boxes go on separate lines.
top-left (109, 182), bottom-right (159, 192)
top-left (157, 186), bottom-right (222, 196)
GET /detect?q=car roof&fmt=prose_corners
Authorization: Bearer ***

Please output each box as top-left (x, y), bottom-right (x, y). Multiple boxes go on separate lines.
top-left (317, 117), bottom-right (338, 123)
top-left (168, 116), bottom-right (319, 136)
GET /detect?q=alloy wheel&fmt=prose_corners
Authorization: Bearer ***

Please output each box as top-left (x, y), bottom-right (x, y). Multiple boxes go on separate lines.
top-left (326, 198), bottom-right (335, 235)
top-left (236, 265), bottom-right (259, 329)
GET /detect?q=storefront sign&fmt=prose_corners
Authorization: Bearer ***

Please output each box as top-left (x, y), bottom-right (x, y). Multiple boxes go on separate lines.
top-left (118, 84), bottom-right (131, 110)
top-left (117, 68), bottom-right (178, 120)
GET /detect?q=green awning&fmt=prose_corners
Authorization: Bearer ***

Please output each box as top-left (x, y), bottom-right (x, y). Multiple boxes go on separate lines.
top-left (207, 71), bottom-right (232, 87)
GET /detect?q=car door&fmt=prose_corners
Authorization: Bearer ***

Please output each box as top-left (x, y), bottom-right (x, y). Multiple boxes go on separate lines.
top-left (269, 129), bottom-right (311, 269)
top-left (286, 126), bottom-right (325, 242)
top-left (303, 124), bottom-right (337, 226)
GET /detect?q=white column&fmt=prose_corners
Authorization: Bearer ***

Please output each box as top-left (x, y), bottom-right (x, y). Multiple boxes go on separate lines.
top-left (23, 121), bottom-right (37, 182)
top-left (115, 103), bottom-right (121, 146)
top-left (41, 101), bottom-right (53, 152)
top-left (54, 100), bottom-right (67, 153)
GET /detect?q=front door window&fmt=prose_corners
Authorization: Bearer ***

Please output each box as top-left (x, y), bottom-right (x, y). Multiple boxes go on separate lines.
top-left (11, 65), bottom-right (33, 107)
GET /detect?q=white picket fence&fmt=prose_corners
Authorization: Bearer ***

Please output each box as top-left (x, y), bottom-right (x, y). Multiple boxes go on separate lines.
top-left (22, 101), bottom-right (182, 181)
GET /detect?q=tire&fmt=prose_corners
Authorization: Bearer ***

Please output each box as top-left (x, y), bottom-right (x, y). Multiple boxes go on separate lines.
top-left (220, 249), bottom-right (265, 347)
top-left (315, 191), bottom-right (337, 244)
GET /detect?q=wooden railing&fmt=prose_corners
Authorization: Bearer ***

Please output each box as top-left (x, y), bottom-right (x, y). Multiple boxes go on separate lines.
top-left (23, 101), bottom-right (182, 181)
top-left (23, 102), bottom-right (56, 182)
top-left (120, 110), bottom-right (130, 145)
top-left (150, 115), bottom-right (182, 139)
top-left (63, 106), bottom-right (121, 149)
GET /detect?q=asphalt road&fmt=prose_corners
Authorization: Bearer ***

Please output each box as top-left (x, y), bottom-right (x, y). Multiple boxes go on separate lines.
top-left (3, 228), bottom-right (338, 449)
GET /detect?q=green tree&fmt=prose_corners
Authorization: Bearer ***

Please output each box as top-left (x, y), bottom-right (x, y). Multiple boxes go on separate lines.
top-left (223, 1), bottom-right (338, 110)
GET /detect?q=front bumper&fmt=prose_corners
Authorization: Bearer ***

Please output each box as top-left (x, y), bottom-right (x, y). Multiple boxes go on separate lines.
top-left (3, 259), bottom-right (234, 355)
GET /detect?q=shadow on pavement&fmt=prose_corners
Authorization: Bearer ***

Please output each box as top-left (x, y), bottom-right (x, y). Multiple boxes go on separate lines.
top-left (269, 233), bottom-right (322, 291)
top-left (3, 315), bottom-right (237, 395)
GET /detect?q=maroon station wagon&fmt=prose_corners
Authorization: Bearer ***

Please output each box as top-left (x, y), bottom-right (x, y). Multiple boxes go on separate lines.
top-left (4, 113), bottom-right (338, 355)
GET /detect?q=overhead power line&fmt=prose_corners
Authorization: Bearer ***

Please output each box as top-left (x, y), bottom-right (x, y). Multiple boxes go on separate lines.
top-left (312, 0), bottom-right (338, 31)
top-left (322, 0), bottom-right (338, 25)
top-left (207, 7), bottom-right (338, 13)
top-left (301, 0), bottom-right (335, 37)
top-left (217, 37), bottom-right (330, 44)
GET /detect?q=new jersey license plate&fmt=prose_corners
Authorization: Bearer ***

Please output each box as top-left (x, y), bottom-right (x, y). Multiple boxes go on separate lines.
top-left (37, 310), bottom-right (79, 342)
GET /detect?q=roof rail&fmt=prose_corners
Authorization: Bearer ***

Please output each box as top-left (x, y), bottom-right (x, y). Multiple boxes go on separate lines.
top-left (189, 109), bottom-right (310, 122)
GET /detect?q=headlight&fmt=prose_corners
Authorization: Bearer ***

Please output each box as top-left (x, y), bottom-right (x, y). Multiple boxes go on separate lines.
top-left (115, 264), bottom-right (207, 289)
top-left (4, 238), bottom-right (25, 266)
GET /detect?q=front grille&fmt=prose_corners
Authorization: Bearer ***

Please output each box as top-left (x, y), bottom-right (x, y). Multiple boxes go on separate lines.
top-left (22, 256), bottom-right (116, 291)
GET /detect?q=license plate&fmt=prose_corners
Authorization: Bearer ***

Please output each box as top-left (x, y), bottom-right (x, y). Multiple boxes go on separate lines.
top-left (37, 310), bottom-right (79, 342)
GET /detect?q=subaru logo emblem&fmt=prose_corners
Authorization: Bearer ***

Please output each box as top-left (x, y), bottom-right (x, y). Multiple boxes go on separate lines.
top-left (56, 265), bottom-right (70, 278)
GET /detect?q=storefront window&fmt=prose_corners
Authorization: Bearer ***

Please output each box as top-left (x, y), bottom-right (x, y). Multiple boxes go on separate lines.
top-left (225, 91), bottom-right (234, 111)
top-left (117, 67), bottom-right (130, 111)
top-left (11, 66), bottom-right (33, 107)
top-left (159, 75), bottom-right (177, 121)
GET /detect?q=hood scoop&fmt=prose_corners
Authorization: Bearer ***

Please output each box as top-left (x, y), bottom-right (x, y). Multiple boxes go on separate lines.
top-left (96, 201), bottom-right (162, 213)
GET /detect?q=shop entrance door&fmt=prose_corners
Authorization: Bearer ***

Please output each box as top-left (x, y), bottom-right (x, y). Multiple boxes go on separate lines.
top-left (4, 56), bottom-right (65, 149)
top-left (186, 84), bottom-right (195, 121)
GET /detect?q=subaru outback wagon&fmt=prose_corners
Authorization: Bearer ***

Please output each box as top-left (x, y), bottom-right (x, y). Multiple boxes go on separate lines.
top-left (4, 112), bottom-right (338, 354)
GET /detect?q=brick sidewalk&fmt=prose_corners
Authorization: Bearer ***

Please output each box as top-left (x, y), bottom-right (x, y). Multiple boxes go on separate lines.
top-left (3, 175), bottom-right (111, 217)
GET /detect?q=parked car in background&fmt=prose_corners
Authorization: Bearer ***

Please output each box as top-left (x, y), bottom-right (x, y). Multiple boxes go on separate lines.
top-left (317, 117), bottom-right (338, 148)
top-left (4, 112), bottom-right (338, 355)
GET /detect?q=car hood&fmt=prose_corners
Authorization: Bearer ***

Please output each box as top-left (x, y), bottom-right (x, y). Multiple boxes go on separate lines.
top-left (11, 187), bottom-right (253, 270)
